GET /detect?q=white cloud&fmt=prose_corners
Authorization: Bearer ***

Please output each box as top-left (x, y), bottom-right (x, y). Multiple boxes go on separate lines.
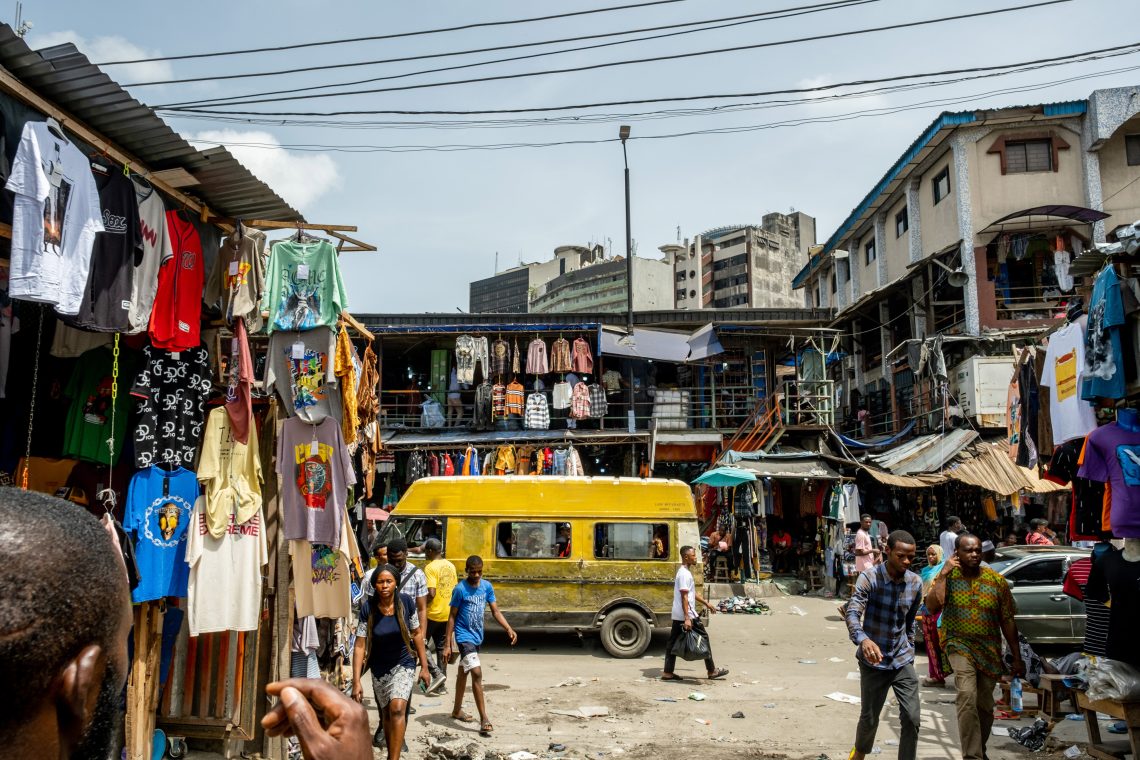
top-left (191, 129), bottom-right (340, 210)
top-left (27, 31), bottom-right (174, 85)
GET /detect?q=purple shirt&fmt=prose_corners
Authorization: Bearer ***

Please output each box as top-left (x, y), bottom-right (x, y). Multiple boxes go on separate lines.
top-left (1078, 422), bottom-right (1140, 538)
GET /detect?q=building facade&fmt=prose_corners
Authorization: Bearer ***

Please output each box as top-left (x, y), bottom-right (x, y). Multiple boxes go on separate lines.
top-left (468, 245), bottom-right (606, 313)
top-left (669, 211), bottom-right (816, 310)
top-left (529, 254), bottom-right (673, 314)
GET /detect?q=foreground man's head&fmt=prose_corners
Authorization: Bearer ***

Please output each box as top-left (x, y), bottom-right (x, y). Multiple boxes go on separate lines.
top-left (0, 489), bottom-right (132, 760)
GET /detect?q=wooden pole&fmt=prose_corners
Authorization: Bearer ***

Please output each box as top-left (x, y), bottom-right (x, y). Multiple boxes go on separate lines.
top-left (126, 601), bottom-right (165, 760)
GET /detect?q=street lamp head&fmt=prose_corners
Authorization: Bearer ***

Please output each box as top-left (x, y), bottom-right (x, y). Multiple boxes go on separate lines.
top-left (619, 124), bottom-right (631, 142)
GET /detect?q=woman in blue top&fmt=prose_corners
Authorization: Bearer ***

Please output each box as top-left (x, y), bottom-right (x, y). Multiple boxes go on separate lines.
top-left (351, 565), bottom-right (430, 760)
top-left (919, 544), bottom-right (946, 686)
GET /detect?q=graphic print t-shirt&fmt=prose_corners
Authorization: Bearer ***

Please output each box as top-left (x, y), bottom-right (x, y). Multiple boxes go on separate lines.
top-left (1041, 318), bottom-right (1098, 446)
top-left (276, 415), bottom-right (356, 546)
top-left (262, 240), bottom-right (348, 334)
top-left (63, 345), bottom-right (139, 465)
top-left (425, 559), bottom-right (459, 622)
top-left (5, 120), bottom-right (104, 315)
top-left (265, 328), bottom-right (340, 423)
top-left (131, 344), bottom-right (212, 468)
top-left (291, 516), bottom-right (360, 619)
top-left (1078, 421), bottom-right (1140, 538)
top-left (127, 179), bottom-right (174, 334)
top-left (204, 228), bottom-right (266, 330)
top-left (125, 466), bottom-right (199, 603)
top-left (71, 169), bottom-right (142, 331)
top-left (450, 578), bottom-right (495, 646)
top-left (1081, 266), bottom-right (1126, 402)
top-left (149, 211), bottom-right (204, 352)
top-left (185, 498), bottom-right (267, 636)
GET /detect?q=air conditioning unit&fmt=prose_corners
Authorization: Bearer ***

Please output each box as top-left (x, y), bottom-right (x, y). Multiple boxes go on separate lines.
top-left (948, 356), bottom-right (1015, 428)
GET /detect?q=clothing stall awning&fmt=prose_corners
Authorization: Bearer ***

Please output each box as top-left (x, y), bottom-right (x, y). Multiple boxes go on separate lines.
top-left (381, 428), bottom-right (650, 450)
top-left (733, 457), bottom-right (842, 480)
top-left (861, 467), bottom-right (947, 489)
top-left (600, 325), bottom-right (724, 363)
top-left (867, 429), bottom-right (978, 475)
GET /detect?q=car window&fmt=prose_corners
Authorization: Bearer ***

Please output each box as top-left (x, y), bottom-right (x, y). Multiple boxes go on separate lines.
top-left (1007, 558), bottom-right (1064, 586)
top-left (594, 523), bottom-right (669, 560)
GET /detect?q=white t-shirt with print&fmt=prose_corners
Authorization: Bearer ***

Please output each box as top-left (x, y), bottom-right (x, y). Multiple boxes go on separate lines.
top-left (1040, 319), bottom-right (1098, 446)
top-left (5, 120), bottom-right (103, 315)
top-left (185, 499), bottom-right (268, 636)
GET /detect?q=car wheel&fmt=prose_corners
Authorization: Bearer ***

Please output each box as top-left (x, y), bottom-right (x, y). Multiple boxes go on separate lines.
top-left (600, 607), bottom-right (652, 658)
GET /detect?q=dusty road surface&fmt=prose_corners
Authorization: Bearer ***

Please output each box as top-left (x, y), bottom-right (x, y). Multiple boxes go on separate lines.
top-left (364, 594), bottom-right (1093, 760)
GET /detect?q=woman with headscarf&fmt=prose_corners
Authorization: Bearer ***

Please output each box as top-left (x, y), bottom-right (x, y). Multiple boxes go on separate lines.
top-left (352, 564), bottom-right (431, 759)
top-left (919, 544), bottom-right (947, 686)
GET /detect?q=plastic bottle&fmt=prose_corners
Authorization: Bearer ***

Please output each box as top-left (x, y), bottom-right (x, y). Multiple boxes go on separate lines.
top-left (1010, 677), bottom-right (1024, 713)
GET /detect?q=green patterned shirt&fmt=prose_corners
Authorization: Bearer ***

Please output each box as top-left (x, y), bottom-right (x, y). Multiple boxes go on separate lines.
top-left (940, 565), bottom-right (1016, 679)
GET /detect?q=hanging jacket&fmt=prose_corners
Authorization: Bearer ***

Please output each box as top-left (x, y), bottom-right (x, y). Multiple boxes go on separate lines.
top-left (455, 335), bottom-right (476, 384)
top-left (571, 338), bottom-right (594, 374)
top-left (567, 445), bottom-right (585, 476)
top-left (550, 338), bottom-right (572, 372)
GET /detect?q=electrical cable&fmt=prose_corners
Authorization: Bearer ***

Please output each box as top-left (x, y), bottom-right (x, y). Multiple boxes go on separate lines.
top-left (155, 0), bottom-right (1074, 110)
top-left (97, 0), bottom-right (692, 65)
top-left (162, 45), bottom-right (1140, 131)
top-left (122, 0), bottom-right (871, 88)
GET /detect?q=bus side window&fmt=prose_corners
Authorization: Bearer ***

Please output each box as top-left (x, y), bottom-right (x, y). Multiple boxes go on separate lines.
top-left (594, 523), bottom-right (669, 560)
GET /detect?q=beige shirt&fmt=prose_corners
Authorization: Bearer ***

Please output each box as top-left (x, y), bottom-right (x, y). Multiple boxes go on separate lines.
top-left (197, 406), bottom-right (263, 539)
top-left (292, 513), bottom-right (361, 620)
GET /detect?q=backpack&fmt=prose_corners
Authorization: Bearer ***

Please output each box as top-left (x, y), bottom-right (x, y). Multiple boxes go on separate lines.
top-left (360, 573), bottom-right (417, 677)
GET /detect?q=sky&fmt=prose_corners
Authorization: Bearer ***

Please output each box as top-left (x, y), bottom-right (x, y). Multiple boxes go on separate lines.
top-left (19, 0), bottom-right (1140, 313)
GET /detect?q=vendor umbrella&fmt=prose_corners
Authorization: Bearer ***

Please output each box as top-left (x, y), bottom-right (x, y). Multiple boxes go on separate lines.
top-left (691, 466), bottom-right (757, 488)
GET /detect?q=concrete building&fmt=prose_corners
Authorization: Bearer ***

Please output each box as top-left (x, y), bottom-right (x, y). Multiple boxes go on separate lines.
top-left (529, 249), bottom-right (673, 314)
top-left (468, 245), bottom-right (604, 313)
top-left (668, 211), bottom-right (816, 310)
top-left (792, 86), bottom-right (1140, 436)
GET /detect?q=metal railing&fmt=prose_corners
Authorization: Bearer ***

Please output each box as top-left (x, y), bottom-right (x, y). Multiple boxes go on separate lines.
top-left (779, 380), bottom-right (835, 427)
top-left (995, 284), bottom-right (1069, 320)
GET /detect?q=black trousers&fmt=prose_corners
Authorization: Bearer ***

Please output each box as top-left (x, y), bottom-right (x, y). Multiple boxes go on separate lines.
top-left (663, 619), bottom-right (716, 674)
top-left (426, 620), bottom-right (448, 672)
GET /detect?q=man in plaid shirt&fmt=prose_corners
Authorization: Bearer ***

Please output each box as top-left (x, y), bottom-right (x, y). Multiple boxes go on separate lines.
top-left (844, 530), bottom-right (922, 760)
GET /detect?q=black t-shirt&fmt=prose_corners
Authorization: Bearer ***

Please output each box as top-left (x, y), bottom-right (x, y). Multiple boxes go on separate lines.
top-left (131, 344), bottom-right (211, 468)
top-left (360, 594), bottom-right (417, 675)
top-left (72, 168), bottom-right (142, 331)
top-left (1046, 437), bottom-right (1105, 540)
top-left (1085, 550), bottom-right (1140, 668)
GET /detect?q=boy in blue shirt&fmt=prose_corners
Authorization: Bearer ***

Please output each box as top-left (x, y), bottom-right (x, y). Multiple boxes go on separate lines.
top-left (444, 555), bottom-right (517, 737)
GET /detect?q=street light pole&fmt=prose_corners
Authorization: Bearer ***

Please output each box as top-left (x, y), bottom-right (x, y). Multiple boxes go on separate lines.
top-left (620, 125), bottom-right (633, 335)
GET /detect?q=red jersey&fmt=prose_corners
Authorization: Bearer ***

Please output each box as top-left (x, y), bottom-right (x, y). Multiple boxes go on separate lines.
top-left (149, 211), bottom-right (203, 352)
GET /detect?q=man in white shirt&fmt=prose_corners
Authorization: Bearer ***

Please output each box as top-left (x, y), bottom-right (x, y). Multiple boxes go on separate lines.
top-left (661, 546), bottom-right (728, 682)
top-left (940, 517), bottom-right (963, 560)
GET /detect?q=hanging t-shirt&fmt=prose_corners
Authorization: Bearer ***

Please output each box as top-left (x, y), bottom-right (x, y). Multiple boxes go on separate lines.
top-left (185, 498), bottom-right (267, 635)
top-left (265, 328), bottom-right (340, 423)
top-left (149, 211), bottom-right (204, 352)
top-left (71, 168), bottom-right (142, 332)
top-left (1081, 266), bottom-right (1126, 402)
top-left (197, 406), bottom-right (263, 539)
top-left (125, 466), bottom-right (199, 603)
top-left (127, 178), bottom-right (174, 334)
top-left (50, 321), bottom-right (111, 358)
top-left (204, 227), bottom-right (267, 331)
top-left (1041, 319), bottom-right (1098, 446)
top-left (291, 515), bottom-right (360, 619)
top-left (1084, 550), bottom-right (1140, 670)
top-left (5, 120), bottom-right (104, 316)
top-left (131, 344), bottom-right (212, 469)
top-left (1078, 421), bottom-right (1140, 539)
top-left (63, 345), bottom-right (139, 465)
top-left (224, 318), bottom-right (254, 445)
top-left (277, 416), bottom-right (356, 546)
top-left (262, 239), bottom-right (348, 334)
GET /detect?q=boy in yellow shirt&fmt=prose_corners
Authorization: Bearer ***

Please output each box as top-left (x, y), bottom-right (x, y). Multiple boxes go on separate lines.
top-left (423, 538), bottom-right (458, 695)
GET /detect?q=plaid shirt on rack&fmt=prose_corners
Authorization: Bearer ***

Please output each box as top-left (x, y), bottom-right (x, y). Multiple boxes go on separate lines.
top-left (491, 383), bottom-right (507, 419)
top-left (524, 393), bottom-right (550, 429)
top-left (588, 383), bottom-right (608, 417)
top-left (569, 382), bottom-right (592, 420)
top-left (844, 562), bottom-right (922, 671)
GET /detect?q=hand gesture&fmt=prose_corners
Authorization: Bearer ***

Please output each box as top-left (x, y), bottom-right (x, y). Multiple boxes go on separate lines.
top-left (940, 555), bottom-right (961, 577)
top-left (262, 679), bottom-right (371, 760)
top-left (859, 639), bottom-right (883, 666)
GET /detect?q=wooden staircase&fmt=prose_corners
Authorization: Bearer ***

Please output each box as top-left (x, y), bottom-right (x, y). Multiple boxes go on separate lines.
top-left (716, 395), bottom-right (784, 462)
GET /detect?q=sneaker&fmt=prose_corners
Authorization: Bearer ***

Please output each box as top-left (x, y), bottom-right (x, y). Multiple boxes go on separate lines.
top-left (428, 673), bottom-right (448, 695)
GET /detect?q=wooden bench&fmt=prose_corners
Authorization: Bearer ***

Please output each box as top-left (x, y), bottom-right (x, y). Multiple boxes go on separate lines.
top-left (1075, 691), bottom-right (1140, 760)
top-left (998, 674), bottom-right (1073, 719)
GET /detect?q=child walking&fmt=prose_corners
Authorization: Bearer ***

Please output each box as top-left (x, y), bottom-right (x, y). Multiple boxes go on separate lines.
top-left (443, 555), bottom-right (517, 737)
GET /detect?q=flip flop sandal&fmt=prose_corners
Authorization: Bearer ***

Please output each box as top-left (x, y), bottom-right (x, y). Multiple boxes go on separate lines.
top-left (452, 710), bottom-right (476, 723)
top-left (707, 668), bottom-right (730, 680)
top-left (480, 722), bottom-right (494, 737)
top-left (993, 709), bottom-right (1020, 720)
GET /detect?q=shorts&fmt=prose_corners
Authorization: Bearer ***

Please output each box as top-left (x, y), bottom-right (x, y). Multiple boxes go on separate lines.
top-left (372, 664), bottom-right (416, 708)
top-left (458, 641), bottom-right (481, 673)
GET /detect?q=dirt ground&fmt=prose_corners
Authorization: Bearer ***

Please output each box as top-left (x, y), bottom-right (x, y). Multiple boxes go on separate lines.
top-left (366, 594), bottom-right (1099, 760)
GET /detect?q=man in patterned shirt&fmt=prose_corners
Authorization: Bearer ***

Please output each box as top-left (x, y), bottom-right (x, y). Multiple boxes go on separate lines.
top-left (844, 530), bottom-right (923, 760)
top-left (926, 533), bottom-right (1023, 760)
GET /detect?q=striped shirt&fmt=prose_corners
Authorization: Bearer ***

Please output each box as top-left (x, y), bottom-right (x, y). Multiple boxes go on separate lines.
top-left (524, 393), bottom-right (550, 429)
top-left (845, 563), bottom-right (922, 670)
top-left (491, 383), bottom-right (506, 419)
top-left (505, 381), bottom-right (525, 416)
top-left (1064, 553), bottom-right (1110, 657)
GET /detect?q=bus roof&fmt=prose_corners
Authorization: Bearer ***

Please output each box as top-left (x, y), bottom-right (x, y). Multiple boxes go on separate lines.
top-left (393, 476), bottom-right (696, 519)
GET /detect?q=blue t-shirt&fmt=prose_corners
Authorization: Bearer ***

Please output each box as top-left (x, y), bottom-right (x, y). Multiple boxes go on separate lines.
top-left (125, 466), bottom-right (199, 603)
top-left (1081, 266), bottom-right (1126, 401)
top-left (450, 579), bottom-right (495, 646)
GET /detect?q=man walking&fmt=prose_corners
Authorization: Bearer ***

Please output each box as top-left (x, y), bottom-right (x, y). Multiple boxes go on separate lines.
top-left (940, 517), bottom-right (963, 560)
top-left (388, 537), bottom-right (447, 695)
top-left (926, 534), bottom-right (1024, 760)
top-left (844, 530), bottom-right (923, 760)
top-left (661, 545), bottom-right (729, 682)
top-left (855, 514), bottom-right (879, 574)
top-left (423, 538), bottom-right (457, 694)
top-left (1026, 519), bottom-right (1056, 546)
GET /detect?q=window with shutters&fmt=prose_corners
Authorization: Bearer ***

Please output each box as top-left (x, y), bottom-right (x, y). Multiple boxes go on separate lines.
top-left (1005, 139), bottom-right (1053, 173)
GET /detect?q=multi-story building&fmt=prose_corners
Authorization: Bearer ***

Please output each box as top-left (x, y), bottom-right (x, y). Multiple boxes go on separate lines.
top-left (529, 251), bottom-right (673, 314)
top-left (668, 211), bottom-right (816, 310)
top-left (468, 245), bottom-right (604, 313)
top-left (793, 86), bottom-right (1140, 436)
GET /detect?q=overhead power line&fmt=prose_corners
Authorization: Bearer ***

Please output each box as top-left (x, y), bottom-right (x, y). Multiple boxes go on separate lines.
top-left (179, 63), bottom-right (1140, 153)
top-left (156, 38), bottom-right (1135, 120)
top-left (123, 0), bottom-right (872, 89)
top-left (96, 0), bottom-right (691, 65)
top-left (155, 0), bottom-right (1074, 111)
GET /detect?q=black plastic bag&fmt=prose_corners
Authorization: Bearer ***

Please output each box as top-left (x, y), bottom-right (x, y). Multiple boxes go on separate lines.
top-left (670, 628), bottom-right (711, 661)
top-left (1009, 718), bottom-right (1050, 752)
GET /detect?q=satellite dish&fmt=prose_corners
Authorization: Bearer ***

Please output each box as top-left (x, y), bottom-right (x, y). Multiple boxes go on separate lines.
top-left (947, 268), bottom-right (969, 288)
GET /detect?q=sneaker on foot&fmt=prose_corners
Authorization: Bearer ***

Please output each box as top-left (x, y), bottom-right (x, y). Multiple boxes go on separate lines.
top-left (428, 673), bottom-right (448, 695)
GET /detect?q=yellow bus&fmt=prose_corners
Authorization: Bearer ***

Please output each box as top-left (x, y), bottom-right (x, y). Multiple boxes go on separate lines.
top-left (385, 476), bottom-right (701, 658)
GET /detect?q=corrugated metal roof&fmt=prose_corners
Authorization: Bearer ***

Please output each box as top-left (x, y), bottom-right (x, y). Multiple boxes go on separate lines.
top-left (0, 25), bottom-right (301, 221)
top-left (734, 457), bottom-right (841, 480)
top-left (943, 442), bottom-right (1034, 496)
top-left (869, 428), bottom-right (978, 475)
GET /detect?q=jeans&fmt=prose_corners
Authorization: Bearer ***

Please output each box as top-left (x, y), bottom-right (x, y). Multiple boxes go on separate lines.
top-left (663, 619), bottom-right (716, 674)
top-left (948, 653), bottom-right (997, 760)
top-left (855, 661), bottom-right (920, 760)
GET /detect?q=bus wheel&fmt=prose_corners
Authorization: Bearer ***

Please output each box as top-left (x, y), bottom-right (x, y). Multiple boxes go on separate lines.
top-left (600, 607), bottom-right (651, 658)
